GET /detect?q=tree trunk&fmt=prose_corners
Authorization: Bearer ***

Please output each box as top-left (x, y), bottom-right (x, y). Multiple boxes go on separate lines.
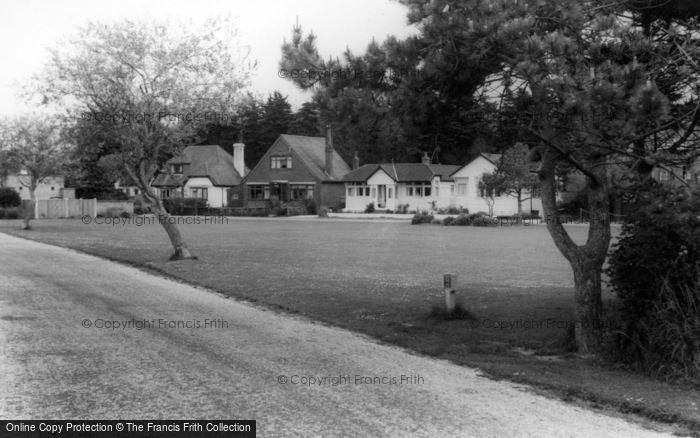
top-left (157, 209), bottom-right (197, 260)
top-left (538, 152), bottom-right (611, 354)
top-left (571, 258), bottom-right (603, 353)
top-left (144, 185), bottom-right (196, 261)
top-left (22, 186), bottom-right (36, 230)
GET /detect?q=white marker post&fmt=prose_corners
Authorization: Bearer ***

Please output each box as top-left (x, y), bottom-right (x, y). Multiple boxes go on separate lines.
top-left (444, 274), bottom-right (458, 313)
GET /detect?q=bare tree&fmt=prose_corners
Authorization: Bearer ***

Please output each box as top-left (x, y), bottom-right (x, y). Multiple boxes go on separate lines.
top-left (31, 17), bottom-right (255, 259)
top-left (0, 115), bottom-right (71, 229)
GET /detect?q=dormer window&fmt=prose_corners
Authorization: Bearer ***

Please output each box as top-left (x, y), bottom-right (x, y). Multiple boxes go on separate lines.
top-left (271, 156), bottom-right (292, 169)
top-left (171, 164), bottom-right (184, 174)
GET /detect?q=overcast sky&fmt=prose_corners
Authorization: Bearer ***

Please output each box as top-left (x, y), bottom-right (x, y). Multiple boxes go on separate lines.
top-left (0, 0), bottom-right (416, 116)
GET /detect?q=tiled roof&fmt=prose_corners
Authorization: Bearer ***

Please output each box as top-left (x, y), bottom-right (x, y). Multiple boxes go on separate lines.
top-left (278, 135), bottom-right (351, 181)
top-left (152, 145), bottom-right (245, 187)
top-left (342, 163), bottom-right (462, 183)
top-left (480, 153), bottom-right (502, 165)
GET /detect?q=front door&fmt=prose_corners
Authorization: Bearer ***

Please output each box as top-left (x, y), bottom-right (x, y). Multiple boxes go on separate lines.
top-left (270, 182), bottom-right (289, 202)
top-left (377, 185), bottom-right (387, 209)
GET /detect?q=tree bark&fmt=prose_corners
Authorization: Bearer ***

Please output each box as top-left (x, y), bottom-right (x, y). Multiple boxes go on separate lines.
top-left (22, 185), bottom-right (36, 230)
top-left (538, 151), bottom-right (611, 354)
top-left (571, 257), bottom-right (604, 353)
top-left (157, 208), bottom-right (197, 261)
top-left (138, 179), bottom-right (196, 261)
top-left (516, 188), bottom-right (523, 215)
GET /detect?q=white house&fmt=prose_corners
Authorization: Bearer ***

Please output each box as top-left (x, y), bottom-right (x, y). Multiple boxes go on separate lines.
top-left (451, 153), bottom-right (543, 216)
top-left (151, 144), bottom-right (248, 208)
top-left (2, 172), bottom-right (65, 201)
top-left (342, 153), bottom-right (542, 215)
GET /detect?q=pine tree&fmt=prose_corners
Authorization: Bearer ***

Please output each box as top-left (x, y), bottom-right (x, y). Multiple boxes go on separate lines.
top-left (261, 91), bottom-right (293, 147)
top-left (289, 101), bottom-right (321, 136)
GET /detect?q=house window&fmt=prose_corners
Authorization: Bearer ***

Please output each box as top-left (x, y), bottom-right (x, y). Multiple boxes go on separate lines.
top-left (434, 186), bottom-right (439, 197)
top-left (406, 184), bottom-right (432, 197)
top-left (271, 156), bottom-right (292, 169)
top-left (160, 188), bottom-right (175, 199)
top-left (248, 185), bottom-right (270, 200)
top-left (291, 184), bottom-right (315, 200)
top-left (371, 187), bottom-right (377, 198)
top-left (457, 183), bottom-right (467, 195)
top-left (171, 164), bottom-right (184, 174)
top-left (350, 183), bottom-right (369, 196)
top-left (190, 187), bottom-right (208, 200)
top-left (388, 187), bottom-right (393, 199)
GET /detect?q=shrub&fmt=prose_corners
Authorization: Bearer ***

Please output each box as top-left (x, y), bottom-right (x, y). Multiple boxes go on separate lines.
top-left (162, 197), bottom-right (207, 214)
top-left (468, 211), bottom-right (497, 226)
top-left (395, 203), bottom-right (410, 214)
top-left (104, 207), bottom-right (125, 218)
top-left (0, 207), bottom-right (20, 219)
top-left (120, 211), bottom-right (131, 219)
top-left (317, 206), bottom-right (329, 217)
top-left (411, 211), bottom-right (434, 224)
top-left (430, 218), bottom-right (442, 225)
top-left (452, 213), bottom-right (472, 226)
top-left (442, 216), bottom-right (455, 226)
top-left (303, 199), bottom-right (317, 215)
top-left (0, 188), bottom-right (21, 208)
top-left (134, 205), bottom-right (151, 215)
top-left (437, 205), bottom-right (465, 215)
top-left (365, 202), bottom-right (375, 213)
top-left (606, 184), bottom-right (700, 382)
top-left (76, 187), bottom-right (129, 200)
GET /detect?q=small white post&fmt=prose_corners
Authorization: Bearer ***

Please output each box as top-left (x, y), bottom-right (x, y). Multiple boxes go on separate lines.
top-left (444, 274), bottom-right (458, 313)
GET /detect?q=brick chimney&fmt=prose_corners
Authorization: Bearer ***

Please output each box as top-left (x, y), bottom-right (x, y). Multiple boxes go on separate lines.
top-left (421, 152), bottom-right (431, 165)
top-left (325, 125), bottom-right (334, 177)
top-left (352, 151), bottom-right (360, 170)
top-left (233, 142), bottom-right (245, 177)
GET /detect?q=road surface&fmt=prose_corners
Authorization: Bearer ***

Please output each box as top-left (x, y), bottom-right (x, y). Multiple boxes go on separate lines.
top-left (0, 233), bottom-right (677, 437)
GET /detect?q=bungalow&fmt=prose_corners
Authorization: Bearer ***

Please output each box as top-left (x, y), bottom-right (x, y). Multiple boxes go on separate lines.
top-left (342, 153), bottom-right (460, 212)
top-left (234, 131), bottom-right (351, 210)
top-left (342, 152), bottom-right (543, 215)
top-left (151, 144), bottom-right (248, 208)
top-left (451, 153), bottom-right (543, 216)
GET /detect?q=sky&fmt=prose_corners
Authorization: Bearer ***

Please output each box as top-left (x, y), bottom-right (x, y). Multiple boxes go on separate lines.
top-left (0, 0), bottom-right (416, 116)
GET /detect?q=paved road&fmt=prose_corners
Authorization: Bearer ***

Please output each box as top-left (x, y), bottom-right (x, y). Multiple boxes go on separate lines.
top-left (0, 233), bottom-right (676, 437)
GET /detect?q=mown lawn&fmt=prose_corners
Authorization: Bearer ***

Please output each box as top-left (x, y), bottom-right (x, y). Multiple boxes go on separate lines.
top-left (1, 217), bottom-right (698, 433)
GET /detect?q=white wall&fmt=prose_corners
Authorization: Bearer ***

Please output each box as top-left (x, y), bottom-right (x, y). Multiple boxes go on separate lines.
top-left (345, 171), bottom-right (456, 212)
top-left (184, 177), bottom-right (227, 208)
top-left (3, 174), bottom-right (64, 200)
top-left (451, 156), bottom-right (542, 215)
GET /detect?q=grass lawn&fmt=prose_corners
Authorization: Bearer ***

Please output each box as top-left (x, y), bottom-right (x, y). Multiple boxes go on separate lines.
top-left (1, 217), bottom-right (699, 434)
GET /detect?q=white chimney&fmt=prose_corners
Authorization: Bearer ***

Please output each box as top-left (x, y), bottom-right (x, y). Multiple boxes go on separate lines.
top-left (233, 142), bottom-right (245, 176)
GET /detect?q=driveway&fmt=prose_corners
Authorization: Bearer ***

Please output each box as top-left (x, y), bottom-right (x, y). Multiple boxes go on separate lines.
top-left (0, 233), bottom-right (676, 437)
